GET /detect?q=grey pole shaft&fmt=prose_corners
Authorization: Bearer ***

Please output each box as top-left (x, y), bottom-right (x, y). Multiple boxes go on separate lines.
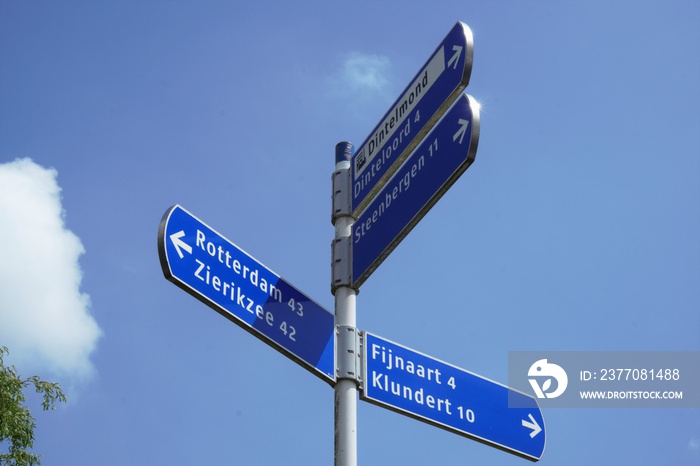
top-left (333, 142), bottom-right (357, 466)
top-left (334, 286), bottom-right (357, 466)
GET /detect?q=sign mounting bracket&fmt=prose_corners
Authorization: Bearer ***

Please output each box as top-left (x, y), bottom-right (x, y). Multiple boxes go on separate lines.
top-left (336, 325), bottom-right (362, 387)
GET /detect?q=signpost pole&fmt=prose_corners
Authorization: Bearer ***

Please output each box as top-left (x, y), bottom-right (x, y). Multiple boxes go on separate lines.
top-left (332, 142), bottom-right (358, 466)
top-left (159, 21), bottom-right (547, 465)
top-left (334, 286), bottom-right (357, 466)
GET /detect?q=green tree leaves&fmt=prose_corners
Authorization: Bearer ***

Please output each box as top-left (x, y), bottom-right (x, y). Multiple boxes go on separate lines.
top-left (0, 347), bottom-right (66, 466)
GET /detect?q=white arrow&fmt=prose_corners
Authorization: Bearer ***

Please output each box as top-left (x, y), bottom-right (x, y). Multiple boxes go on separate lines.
top-left (453, 118), bottom-right (470, 144)
top-left (522, 414), bottom-right (542, 438)
top-left (170, 230), bottom-right (192, 259)
top-left (448, 45), bottom-right (463, 69)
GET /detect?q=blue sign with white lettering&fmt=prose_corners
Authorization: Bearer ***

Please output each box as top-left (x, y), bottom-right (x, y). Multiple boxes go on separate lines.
top-left (362, 333), bottom-right (546, 461)
top-left (158, 205), bottom-right (335, 384)
top-left (351, 21), bottom-right (474, 216)
top-left (352, 93), bottom-right (480, 288)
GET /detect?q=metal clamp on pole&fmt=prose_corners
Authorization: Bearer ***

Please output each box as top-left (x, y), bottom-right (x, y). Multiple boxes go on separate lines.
top-left (331, 236), bottom-right (352, 294)
top-left (336, 325), bottom-right (362, 386)
top-left (331, 164), bottom-right (352, 224)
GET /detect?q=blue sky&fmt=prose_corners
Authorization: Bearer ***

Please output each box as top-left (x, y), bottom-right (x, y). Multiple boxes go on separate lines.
top-left (1, 1), bottom-right (698, 465)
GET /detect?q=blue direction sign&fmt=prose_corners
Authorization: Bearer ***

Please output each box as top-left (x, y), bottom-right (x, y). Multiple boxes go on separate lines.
top-left (362, 333), bottom-right (546, 461)
top-left (351, 21), bottom-right (474, 217)
top-left (352, 93), bottom-right (480, 288)
top-left (158, 205), bottom-right (335, 384)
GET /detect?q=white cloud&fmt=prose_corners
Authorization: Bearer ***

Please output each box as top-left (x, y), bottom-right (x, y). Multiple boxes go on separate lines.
top-left (0, 158), bottom-right (101, 380)
top-left (690, 436), bottom-right (699, 454)
top-left (341, 52), bottom-right (391, 93)
top-left (324, 51), bottom-right (394, 118)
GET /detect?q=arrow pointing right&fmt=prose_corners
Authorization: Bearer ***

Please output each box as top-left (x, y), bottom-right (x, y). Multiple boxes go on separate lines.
top-left (169, 230), bottom-right (192, 259)
top-left (453, 118), bottom-right (470, 144)
top-left (448, 45), bottom-right (463, 69)
top-left (522, 413), bottom-right (542, 438)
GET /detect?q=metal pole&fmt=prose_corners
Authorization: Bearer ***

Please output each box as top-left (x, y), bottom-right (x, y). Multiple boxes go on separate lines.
top-left (334, 287), bottom-right (357, 466)
top-left (332, 142), bottom-right (358, 466)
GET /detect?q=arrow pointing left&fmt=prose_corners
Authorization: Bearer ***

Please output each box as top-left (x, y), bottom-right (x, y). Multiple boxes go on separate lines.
top-left (169, 230), bottom-right (192, 259)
